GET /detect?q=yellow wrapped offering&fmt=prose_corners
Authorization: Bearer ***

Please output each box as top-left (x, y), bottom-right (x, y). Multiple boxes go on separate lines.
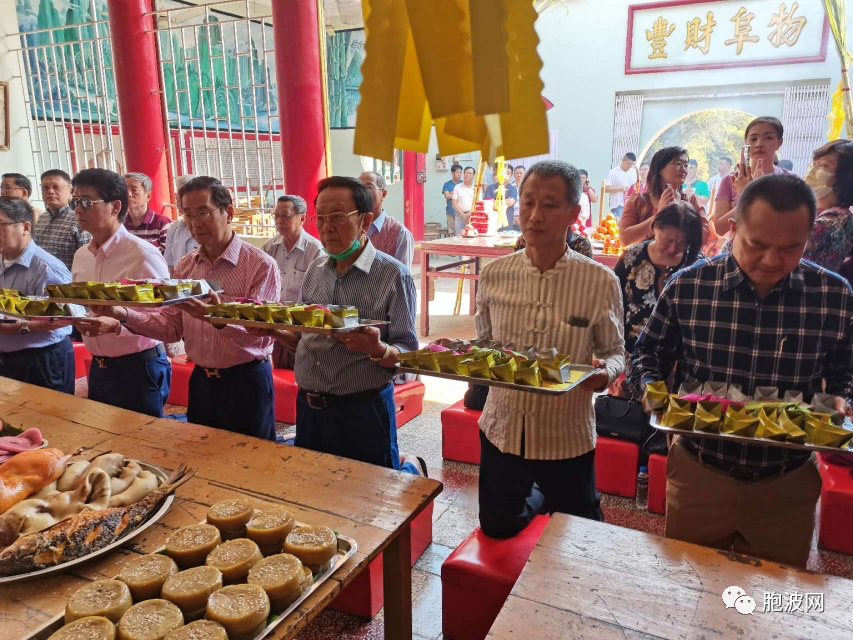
top-left (669, 396), bottom-right (693, 412)
top-left (539, 356), bottom-right (573, 384)
top-left (158, 281), bottom-right (194, 300)
top-left (73, 282), bottom-right (97, 299)
top-left (643, 381), bottom-right (669, 410)
top-left (463, 357), bottom-right (492, 379)
top-left (415, 349), bottom-right (441, 372)
top-left (57, 283), bottom-right (79, 298)
top-left (779, 410), bottom-right (808, 442)
top-left (755, 410), bottom-right (788, 440)
top-left (218, 303), bottom-right (241, 319)
top-left (19, 299), bottom-right (51, 316)
top-left (693, 401), bottom-right (722, 433)
top-left (804, 419), bottom-right (853, 448)
top-left (489, 356), bottom-right (518, 383)
top-left (117, 284), bottom-right (157, 302)
top-left (270, 307), bottom-right (293, 325)
top-left (86, 282), bottom-right (111, 301)
top-left (235, 304), bottom-right (257, 321)
top-left (102, 283), bottom-right (124, 301)
top-left (435, 351), bottom-right (470, 376)
top-left (45, 284), bottom-right (64, 298)
top-left (660, 403), bottom-right (694, 429)
top-left (514, 361), bottom-right (541, 387)
top-left (289, 308), bottom-right (325, 327)
top-left (395, 350), bottom-right (420, 368)
top-left (722, 406), bottom-right (759, 437)
top-left (326, 305), bottom-right (360, 328)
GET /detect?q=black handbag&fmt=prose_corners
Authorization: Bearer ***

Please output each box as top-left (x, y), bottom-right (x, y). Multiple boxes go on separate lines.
top-left (594, 394), bottom-right (650, 445)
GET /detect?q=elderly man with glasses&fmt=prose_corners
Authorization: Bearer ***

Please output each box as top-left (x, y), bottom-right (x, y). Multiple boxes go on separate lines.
top-left (260, 176), bottom-right (425, 474)
top-left (83, 176), bottom-right (281, 441)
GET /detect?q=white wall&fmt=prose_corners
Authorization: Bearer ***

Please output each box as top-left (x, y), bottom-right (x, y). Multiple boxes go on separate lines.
top-left (0, 0), bottom-right (35, 181)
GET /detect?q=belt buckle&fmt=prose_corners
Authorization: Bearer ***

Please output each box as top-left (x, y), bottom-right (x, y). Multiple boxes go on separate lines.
top-left (305, 393), bottom-right (325, 410)
top-left (95, 357), bottom-right (107, 369)
top-left (204, 368), bottom-right (221, 379)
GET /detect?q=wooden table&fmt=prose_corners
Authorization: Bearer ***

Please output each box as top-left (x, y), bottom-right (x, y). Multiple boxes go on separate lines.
top-left (417, 236), bottom-right (620, 336)
top-left (0, 378), bottom-right (442, 640)
top-left (488, 514), bottom-right (853, 639)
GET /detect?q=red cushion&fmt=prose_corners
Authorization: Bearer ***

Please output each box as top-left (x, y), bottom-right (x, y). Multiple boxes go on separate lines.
top-left (394, 380), bottom-right (425, 428)
top-left (331, 501), bottom-right (434, 618)
top-left (594, 437), bottom-right (639, 498)
top-left (648, 453), bottom-right (667, 515)
top-left (272, 368), bottom-right (298, 424)
top-left (441, 400), bottom-right (482, 465)
top-left (442, 515), bottom-right (549, 640)
top-left (167, 356), bottom-right (194, 407)
top-left (72, 342), bottom-right (89, 379)
top-left (817, 453), bottom-right (853, 555)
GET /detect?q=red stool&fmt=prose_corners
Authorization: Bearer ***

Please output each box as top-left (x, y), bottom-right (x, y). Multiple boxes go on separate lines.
top-left (594, 437), bottom-right (639, 498)
top-left (271, 369), bottom-right (298, 424)
top-left (394, 380), bottom-right (425, 428)
top-left (647, 453), bottom-right (667, 515)
top-left (331, 501), bottom-right (434, 618)
top-left (441, 400), bottom-right (481, 465)
top-left (167, 356), bottom-right (194, 407)
top-left (441, 515), bottom-right (549, 640)
top-left (817, 453), bottom-right (853, 555)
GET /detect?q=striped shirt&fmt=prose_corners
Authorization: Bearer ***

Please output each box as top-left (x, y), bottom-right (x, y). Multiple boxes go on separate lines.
top-left (33, 205), bottom-right (92, 270)
top-left (125, 233), bottom-right (281, 369)
top-left (261, 230), bottom-right (325, 302)
top-left (294, 240), bottom-right (418, 395)
top-left (124, 208), bottom-right (172, 254)
top-left (368, 211), bottom-right (414, 270)
top-left (476, 249), bottom-right (625, 460)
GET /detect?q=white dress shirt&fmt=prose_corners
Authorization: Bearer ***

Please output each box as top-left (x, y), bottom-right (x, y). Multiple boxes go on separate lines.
top-left (452, 182), bottom-right (476, 213)
top-left (606, 166), bottom-right (637, 209)
top-left (475, 248), bottom-right (625, 460)
top-left (261, 230), bottom-right (324, 302)
top-left (72, 224), bottom-right (169, 357)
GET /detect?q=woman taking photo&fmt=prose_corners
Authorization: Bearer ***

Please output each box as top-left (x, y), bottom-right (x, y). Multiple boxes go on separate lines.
top-left (618, 146), bottom-right (708, 246)
top-left (803, 139), bottom-right (853, 276)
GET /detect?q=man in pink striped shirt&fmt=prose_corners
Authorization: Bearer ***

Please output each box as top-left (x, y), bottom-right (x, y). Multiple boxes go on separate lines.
top-left (85, 177), bottom-right (281, 440)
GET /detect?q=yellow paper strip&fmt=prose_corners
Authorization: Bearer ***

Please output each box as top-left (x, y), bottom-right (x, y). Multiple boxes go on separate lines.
top-left (469, 0), bottom-right (510, 115)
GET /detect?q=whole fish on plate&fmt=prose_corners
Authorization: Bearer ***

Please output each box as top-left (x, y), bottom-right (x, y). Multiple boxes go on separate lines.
top-left (0, 464), bottom-right (194, 577)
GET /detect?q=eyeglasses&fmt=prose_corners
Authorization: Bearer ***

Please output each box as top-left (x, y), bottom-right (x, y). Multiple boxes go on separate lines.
top-left (308, 210), bottom-right (360, 227)
top-left (70, 198), bottom-right (105, 209)
top-left (182, 208), bottom-right (224, 224)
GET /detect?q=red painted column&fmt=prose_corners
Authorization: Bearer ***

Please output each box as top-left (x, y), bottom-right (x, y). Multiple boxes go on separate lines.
top-left (272, 0), bottom-right (328, 237)
top-left (403, 151), bottom-right (425, 241)
top-left (107, 0), bottom-right (170, 215)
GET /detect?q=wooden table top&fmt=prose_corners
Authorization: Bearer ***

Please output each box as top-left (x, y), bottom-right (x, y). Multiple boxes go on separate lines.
top-left (488, 514), bottom-right (853, 639)
top-left (417, 235), bottom-right (516, 255)
top-left (0, 378), bottom-right (442, 639)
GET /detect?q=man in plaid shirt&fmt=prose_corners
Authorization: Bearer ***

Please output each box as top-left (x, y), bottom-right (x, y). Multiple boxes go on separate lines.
top-left (630, 173), bottom-right (853, 567)
top-left (33, 169), bottom-right (91, 270)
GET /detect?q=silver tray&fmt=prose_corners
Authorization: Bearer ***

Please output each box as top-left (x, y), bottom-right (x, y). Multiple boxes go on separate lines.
top-left (206, 315), bottom-right (389, 335)
top-left (25, 517), bottom-right (358, 640)
top-left (47, 291), bottom-right (219, 307)
top-left (650, 413), bottom-right (853, 456)
top-left (396, 364), bottom-right (598, 396)
top-left (0, 461), bottom-right (176, 584)
top-left (0, 309), bottom-right (87, 323)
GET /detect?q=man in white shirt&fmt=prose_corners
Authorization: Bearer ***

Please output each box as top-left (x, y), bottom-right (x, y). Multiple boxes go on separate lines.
top-left (604, 152), bottom-right (637, 220)
top-left (262, 195), bottom-right (324, 302)
top-left (706, 156), bottom-right (733, 195)
top-left (475, 160), bottom-right (625, 538)
top-left (359, 171), bottom-right (414, 269)
top-left (72, 168), bottom-right (171, 417)
top-left (452, 166), bottom-right (476, 234)
top-left (163, 175), bottom-right (201, 276)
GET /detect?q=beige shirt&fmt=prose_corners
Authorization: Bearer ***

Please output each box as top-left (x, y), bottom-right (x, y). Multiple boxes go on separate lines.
top-left (475, 249), bottom-right (625, 460)
top-left (262, 230), bottom-right (324, 302)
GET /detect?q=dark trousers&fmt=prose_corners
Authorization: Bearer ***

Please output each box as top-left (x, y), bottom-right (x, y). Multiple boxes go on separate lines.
top-left (88, 347), bottom-right (170, 418)
top-left (0, 337), bottom-right (75, 394)
top-left (295, 383), bottom-right (400, 469)
top-left (478, 430), bottom-right (603, 539)
top-left (187, 359), bottom-right (276, 441)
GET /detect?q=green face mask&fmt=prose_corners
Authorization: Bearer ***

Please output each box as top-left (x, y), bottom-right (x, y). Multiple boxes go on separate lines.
top-left (328, 236), bottom-right (361, 261)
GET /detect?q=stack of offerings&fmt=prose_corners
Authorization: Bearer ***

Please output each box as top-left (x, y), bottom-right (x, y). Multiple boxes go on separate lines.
top-left (0, 289), bottom-right (68, 317)
top-left (45, 279), bottom-right (212, 303)
top-left (207, 300), bottom-right (360, 328)
top-left (469, 200), bottom-right (497, 236)
top-left (396, 338), bottom-right (573, 388)
top-left (644, 381), bottom-right (853, 449)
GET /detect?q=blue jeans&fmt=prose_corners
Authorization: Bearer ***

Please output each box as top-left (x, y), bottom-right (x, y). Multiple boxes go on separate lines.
top-left (295, 383), bottom-right (418, 474)
top-left (1, 336), bottom-right (75, 394)
top-left (455, 213), bottom-right (468, 234)
top-left (610, 205), bottom-right (624, 220)
top-left (88, 347), bottom-right (171, 417)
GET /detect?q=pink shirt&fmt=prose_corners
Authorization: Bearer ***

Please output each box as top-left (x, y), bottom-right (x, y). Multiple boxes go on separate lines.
top-left (716, 165), bottom-right (790, 206)
top-left (124, 233), bottom-right (281, 369)
top-left (72, 225), bottom-right (168, 357)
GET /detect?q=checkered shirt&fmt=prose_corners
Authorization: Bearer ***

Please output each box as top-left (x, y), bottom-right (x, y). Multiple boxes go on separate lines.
top-left (629, 254), bottom-right (853, 472)
top-left (32, 205), bottom-right (92, 270)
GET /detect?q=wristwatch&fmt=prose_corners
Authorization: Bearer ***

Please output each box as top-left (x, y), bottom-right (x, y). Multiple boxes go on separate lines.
top-left (369, 342), bottom-right (392, 364)
top-left (18, 319), bottom-right (30, 335)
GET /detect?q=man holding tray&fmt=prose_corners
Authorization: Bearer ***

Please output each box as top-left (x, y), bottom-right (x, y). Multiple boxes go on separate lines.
top-left (474, 160), bottom-right (625, 538)
top-left (630, 174), bottom-right (853, 567)
top-left (260, 176), bottom-right (425, 474)
top-left (0, 196), bottom-right (76, 393)
top-left (82, 176), bottom-right (280, 441)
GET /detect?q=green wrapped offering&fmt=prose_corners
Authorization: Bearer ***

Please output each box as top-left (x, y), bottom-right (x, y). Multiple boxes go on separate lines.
top-left (236, 304), bottom-right (257, 321)
top-left (755, 410), bottom-right (788, 440)
top-left (722, 406), bottom-right (758, 437)
top-left (514, 361), bottom-right (541, 387)
top-left (779, 410), bottom-right (808, 442)
top-left (435, 351), bottom-right (470, 375)
top-left (289, 308), bottom-right (325, 327)
top-left (693, 401), bottom-right (722, 433)
top-left (804, 419), bottom-right (853, 448)
top-left (643, 381), bottom-right (669, 410)
top-left (489, 356), bottom-right (518, 383)
top-left (660, 403), bottom-right (693, 429)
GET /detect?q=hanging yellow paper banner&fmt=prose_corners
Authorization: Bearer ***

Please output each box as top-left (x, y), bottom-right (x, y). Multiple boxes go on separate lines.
top-left (470, 0), bottom-right (510, 115)
top-left (394, 26), bottom-right (432, 151)
top-left (828, 81), bottom-right (845, 140)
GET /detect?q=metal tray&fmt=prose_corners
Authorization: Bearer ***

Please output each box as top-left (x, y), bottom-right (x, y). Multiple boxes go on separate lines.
top-left (0, 461), bottom-right (176, 584)
top-left (649, 413), bottom-right (853, 456)
top-left (47, 291), bottom-right (219, 307)
top-left (206, 315), bottom-right (389, 334)
top-left (396, 364), bottom-right (598, 396)
top-left (24, 514), bottom-right (358, 640)
top-left (0, 309), bottom-right (87, 324)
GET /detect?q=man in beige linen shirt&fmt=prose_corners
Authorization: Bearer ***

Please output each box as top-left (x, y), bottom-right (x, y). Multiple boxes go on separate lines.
top-left (475, 160), bottom-right (625, 538)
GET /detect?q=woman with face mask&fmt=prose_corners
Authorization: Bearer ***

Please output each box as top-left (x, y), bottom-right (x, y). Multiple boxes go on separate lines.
top-left (803, 139), bottom-right (853, 276)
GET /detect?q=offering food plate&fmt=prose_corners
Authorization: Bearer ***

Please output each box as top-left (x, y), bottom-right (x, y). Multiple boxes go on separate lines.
top-left (649, 412), bottom-right (853, 456)
top-left (46, 291), bottom-right (220, 307)
top-left (205, 315), bottom-right (389, 335)
top-left (24, 516), bottom-right (358, 640)
top-left (396, 363), bottom-right (598, 396)
top-left (0, 462), bottom-right (175, 585)
top-left (0, 309), bottom-right (86, 323)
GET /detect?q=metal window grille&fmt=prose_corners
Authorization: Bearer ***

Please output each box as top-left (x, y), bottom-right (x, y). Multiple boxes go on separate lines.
top-left (13, 0), bottom-right (125, 185)
top-left (781, 84), bottom-right (831, 176)
top-left (611, 93), bottom-right (644, 168)
top-left (152, 0), bottom-right (282, 236)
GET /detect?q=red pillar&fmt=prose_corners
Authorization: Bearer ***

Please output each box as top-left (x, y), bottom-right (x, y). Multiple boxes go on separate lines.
top-left (403, 151), bottom-right (425, 241)
top-left (272, 0), bottom-right (328, 237)
top-left (107, 0), bottom-right (170, 215)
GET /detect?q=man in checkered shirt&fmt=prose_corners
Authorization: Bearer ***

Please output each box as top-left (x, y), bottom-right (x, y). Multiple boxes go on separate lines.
top-left (630, 173), bottom-right (853, 568)
top-left (33, 169), bottom-right (91, 270)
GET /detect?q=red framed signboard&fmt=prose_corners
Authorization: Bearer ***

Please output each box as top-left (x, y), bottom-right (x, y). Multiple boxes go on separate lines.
top-left (625, 0), bottom-right (829, 75)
